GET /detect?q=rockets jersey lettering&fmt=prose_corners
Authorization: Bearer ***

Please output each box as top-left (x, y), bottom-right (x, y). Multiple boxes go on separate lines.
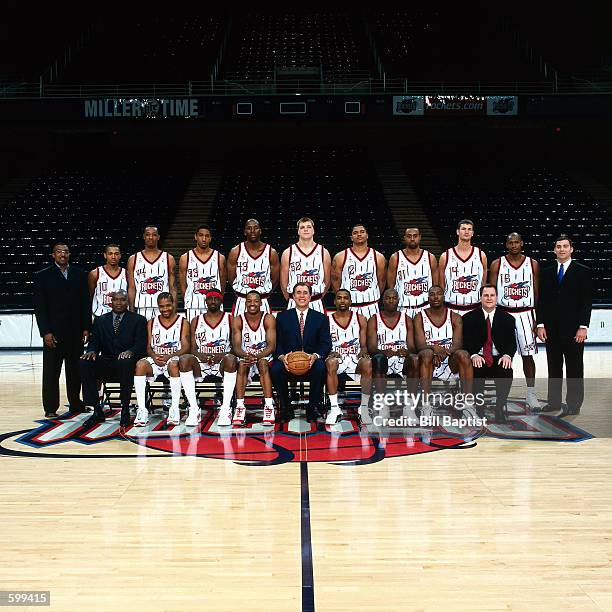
top-left (91, 266), bottom-right (127, 317)
top-left (134, 251), bottom-right (170, 309)
top-left (444, 247), bottom-right (484, 306)
top-left (394, 249), bottom-right (433, 309)
top-left (240, 313), bottom-right (267, 355)
top-left (287, 243), bottom-right (325, 295)
top-left (421, 308), bottom-right (453, 351)
top-left (232, 243), bottom-right (272, 295)
top-left (341, 248), bottom-right (380, 304)
top-left (328, 311), bottom-right (361, 356)
top-left (151, 314), bottom-right (185, 356)
top-left (194, 312), bottom-right (232, 354)
top-left (497, 255), bottom-right (535, 308)
top-left (184, 249), bottom-right (222, 311)
top-left (375, 312), bottom-right (409, 352)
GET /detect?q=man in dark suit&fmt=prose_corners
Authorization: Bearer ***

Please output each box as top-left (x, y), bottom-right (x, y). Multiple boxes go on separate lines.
top-left (536, 235), bottom-right (592, 415)
top-left (79, 290), bottom-right (148, 428)
top-left (271, 282), bottom-right (332, 422)
top-left (33, 242), bottom-right (91, 417)
top-left (463, 284), bottom-right (517, 423)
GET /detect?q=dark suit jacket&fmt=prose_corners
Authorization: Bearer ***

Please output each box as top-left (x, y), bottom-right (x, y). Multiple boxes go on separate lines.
top-left (536, 261), bottom-right (592, 338)
top-left (33, 264), bottom-right (90, 341)
top-left (463, 308), bottom-right (517, 359)
top-left (87, 311), bottom-right (148, 359)
top-left (274, 308), bottom-right (332, 359)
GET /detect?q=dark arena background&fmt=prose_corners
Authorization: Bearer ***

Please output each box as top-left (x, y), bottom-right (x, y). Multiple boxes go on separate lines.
top-left (1, 4), bottom-right (611, 611)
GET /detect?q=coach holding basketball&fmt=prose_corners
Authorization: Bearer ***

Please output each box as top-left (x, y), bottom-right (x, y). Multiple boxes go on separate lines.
top-left (271, 282), bottom-right (332, 422)
top-left (33, 243), bottom-right (90, 417)
top-left (537, 235), bottom-right (592, 416)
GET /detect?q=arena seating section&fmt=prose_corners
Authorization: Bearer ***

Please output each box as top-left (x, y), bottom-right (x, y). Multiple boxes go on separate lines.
top-left (224, 12), bottom-right (372, 82)
top-left (0, 151), bottom-right (196, 308)
top-left (62, 15), bottom-right (226, 84)
top-left (208, 147), bottom-right (397, 309)
top-left (367, 8), bottom-right (542, 81)
top-left (410, 161), bottom-right (612, 304)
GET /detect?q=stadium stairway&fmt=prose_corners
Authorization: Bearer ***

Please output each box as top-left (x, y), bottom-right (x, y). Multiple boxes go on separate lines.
top-left (162, 159), bottom-right (223, 262)
top-left (375, 159), bottom-right (442, 256)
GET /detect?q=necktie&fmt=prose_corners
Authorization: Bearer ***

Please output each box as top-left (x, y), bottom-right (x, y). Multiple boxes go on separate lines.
top-left (557, 263), bottom-right (564, 285)
top-left (483, 315), bottom-right (493, 368)
top-left (113, 314), bottom-right (121, 335)
top-left (299, 311), bottom-right (305, 340)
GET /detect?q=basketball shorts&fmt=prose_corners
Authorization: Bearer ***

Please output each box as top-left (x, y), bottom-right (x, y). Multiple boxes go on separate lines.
top-left (232, 296), bottom-right (270, 317)
top-left (242, 355), bottom-right (272, 383)
top-left (400, 304), bottom-right (428, 319)
top-left (509, 309), bottom-right (537, 356)
top-left (144, 355), bottom-right (179, 381)
top-left (432, 357), bottom-right (458, 382)
top-left (137, 306), bottom-right (160, 321)
top-left (387, 355), bottom-right (405, 376)
top-left (336, 354), bottom-right (360, 382)
top-left (195, 357), bottom-right (223, 380)
top-left (287, 297), bottom-right (325, 313)
top-left (350, 302), bottom-right (379, 319)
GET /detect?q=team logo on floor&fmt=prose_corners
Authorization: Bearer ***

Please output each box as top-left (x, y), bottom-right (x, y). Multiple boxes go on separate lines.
top-left (1, 399), bottom-right (591, 465)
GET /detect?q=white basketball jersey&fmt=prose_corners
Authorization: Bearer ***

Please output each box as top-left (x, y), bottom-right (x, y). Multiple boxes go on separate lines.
top-left (443, 247), bottom-right (484, 306)
top-left (184, 249), bottom-right (222, 312)
top-left (194, 312), bottom-right (232, 354)
top-left (151, 314), bottom-right (185, 355)
top-left (287, 243), bottom-right (326, 296)
top-left (232, 243), bottom-right (272, 296)
top-left (421, 308), bottom-right (453, 352)
top-left (91, 266), bottom-right (127, 317)
top-left (240, 313), bottom-right (268, 355)
top-left (497, 256), bottom-right (535, 309)
top-left (375, 312), bottom-right (409, 352)
top-left (328, 312), bottom-right (361, 357)
top-left (341, 248), bottom-right (380, 305)
top-left (134, 251), bottom-right (170, 309)
top-left (394, 249), bottom-right (433, 310)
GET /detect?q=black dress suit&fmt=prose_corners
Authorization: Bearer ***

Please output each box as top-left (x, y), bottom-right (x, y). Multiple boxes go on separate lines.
top-left (536, 260), bottom-right (592, 411)
top-left (463, 308), bottom-right (517, 413)
top-left (33, 264), bottom-right (90, 414)
top-left (79, 311), bottom-right (148, 410)
top-left (271, 308), bottom-right (332, 415)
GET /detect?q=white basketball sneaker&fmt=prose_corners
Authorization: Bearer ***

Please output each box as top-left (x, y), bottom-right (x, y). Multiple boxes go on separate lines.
top-left (462, 403), bottom-right (479, 421)
top-left (358, 405), bottom-right (372, 425)
top-left (167, 406), bottom-right (181, 426)
top-left (526, 388), bottom-right (541, 410)
top-left (134, 408), bottom-right (149, 427)
top-left (262, 404), bottom-right (276, 425)
top-left (232, 404), bottom-right (246, 426)
top-left (325, 406), bottom-right (343, 425)
top-left (185, 408), bottom-right (201, 427)
top-left (217, 406), bottom-right (232, 427)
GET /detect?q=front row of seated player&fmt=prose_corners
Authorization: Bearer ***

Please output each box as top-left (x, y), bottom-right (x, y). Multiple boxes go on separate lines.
top-left (80, 281), bottom-right (516, 430)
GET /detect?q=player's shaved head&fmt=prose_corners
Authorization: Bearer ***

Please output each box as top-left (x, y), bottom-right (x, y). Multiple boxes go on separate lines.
top-left (507, 232), bottom-right (522, 241)
top-left (428, 284), bottom-right (443, 294)
top-left (143, 225), bottom-right (159, 234)
top-left (383, 288), bottom-right (398, 299)
top-left (245, 218), bottom-right (260, 229)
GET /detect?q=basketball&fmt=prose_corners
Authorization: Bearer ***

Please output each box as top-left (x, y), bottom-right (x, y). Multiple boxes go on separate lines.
top-left (286, 351), bottom-right (311, 376)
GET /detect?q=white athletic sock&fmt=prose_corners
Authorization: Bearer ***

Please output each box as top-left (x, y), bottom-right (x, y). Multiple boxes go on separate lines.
top-left (264, 397), bottom-right (274, 406)
top-left (236, 398), bottom-right (245, 407)
top-left (329, 394), bottom-right (339, 408)
top-left (222, 371), bottom-right (237, 408)
top-left (134, 376), bottom-right (147, 410)
top-left (169, 376), bottom-right (182, 411)
top-left (180, 371), bottom-right (199, 410)
top-left (360, 393), bottom-right (370, 409)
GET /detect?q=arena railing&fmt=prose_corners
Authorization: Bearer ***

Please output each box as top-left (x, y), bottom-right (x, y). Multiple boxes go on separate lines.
top-left (2, 78), bottom-right (612, 99)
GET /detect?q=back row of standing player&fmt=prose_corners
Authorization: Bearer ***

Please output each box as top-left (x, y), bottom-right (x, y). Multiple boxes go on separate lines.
top-left (90, 216), bottom-right (540, 405)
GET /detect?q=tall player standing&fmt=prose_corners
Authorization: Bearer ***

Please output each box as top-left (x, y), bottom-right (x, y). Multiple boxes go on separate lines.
top-left (280, 217), bottom-right (331, 312)
top-left (179, 224), bottom-right (226, 322)
top-left (332, 224), bottom-right (386, 318)
top-left (227, 219), bottom-right (280, 317)
top-left (127, 226), bottom-right (177, 320)
top-left (387, 227), bottom-right (437, 318)
top-left (439, 219), bottom-right (487, 315)
top-left (490, 232), bottom-right (541, 409)
top-left (89, 244), bottom-right (128, 318)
